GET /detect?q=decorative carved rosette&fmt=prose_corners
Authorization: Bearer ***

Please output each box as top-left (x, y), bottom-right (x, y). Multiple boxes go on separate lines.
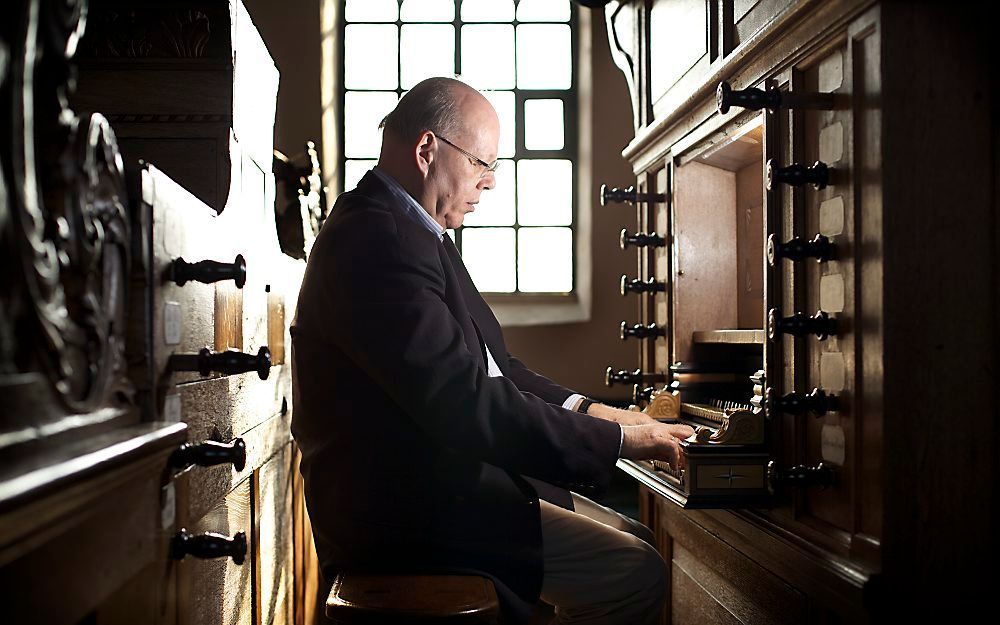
top-left (3, 0), bottom-right (132, 414)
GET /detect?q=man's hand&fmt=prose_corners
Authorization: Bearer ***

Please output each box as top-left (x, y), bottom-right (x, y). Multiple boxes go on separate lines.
top-left (585, 402), bottom-right (661, 426)
top-left (620, 423), bottom-right (695, 470)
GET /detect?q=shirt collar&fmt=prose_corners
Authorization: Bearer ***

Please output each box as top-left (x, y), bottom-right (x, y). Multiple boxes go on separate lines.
top-left (371, 166), bottom-right (445, 240)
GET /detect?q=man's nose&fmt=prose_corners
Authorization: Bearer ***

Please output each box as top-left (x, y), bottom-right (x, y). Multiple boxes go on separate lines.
top-left (478, 170), bottom-right (496, 190)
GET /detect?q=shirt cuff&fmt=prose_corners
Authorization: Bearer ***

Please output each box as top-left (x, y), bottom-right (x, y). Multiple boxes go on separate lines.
top-left (562, 393), bottom-right (585, 411)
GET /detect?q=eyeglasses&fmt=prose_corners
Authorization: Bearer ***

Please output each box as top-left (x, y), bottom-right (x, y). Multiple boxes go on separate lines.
top-left (435, 134), bottom-right (500, 178)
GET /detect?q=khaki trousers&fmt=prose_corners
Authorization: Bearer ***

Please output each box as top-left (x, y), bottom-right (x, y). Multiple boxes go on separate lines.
top-left (538, 494), bottom-right (667, 625)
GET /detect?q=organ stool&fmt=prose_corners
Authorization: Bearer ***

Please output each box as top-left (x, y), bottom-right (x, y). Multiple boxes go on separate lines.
top-left (326, 573), bottom-right (500, 624)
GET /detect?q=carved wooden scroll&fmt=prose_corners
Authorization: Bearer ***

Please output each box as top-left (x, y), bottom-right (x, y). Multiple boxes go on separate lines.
top-left (1, 0), bottom-right (132, 435)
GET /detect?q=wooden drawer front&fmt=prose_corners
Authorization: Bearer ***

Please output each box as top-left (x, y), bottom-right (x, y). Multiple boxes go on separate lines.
top-left (177, 477), bottom-right (254, 625)
top-left (256, 443), bottom-right (295, 625)
top-left (147, 164), bottom-right (243, 386)
top-left (658, 501), bottom-right (806, 625)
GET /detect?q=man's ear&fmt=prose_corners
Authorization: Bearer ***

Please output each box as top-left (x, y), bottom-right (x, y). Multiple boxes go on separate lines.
top-left (415, 131), bottom-right (435, 177)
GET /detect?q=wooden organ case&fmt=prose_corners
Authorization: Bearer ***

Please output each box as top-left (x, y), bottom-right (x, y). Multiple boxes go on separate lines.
top-left (599, 0), bottom-right (996, 622)
top-left (1, 1), bottom-right (316, 623)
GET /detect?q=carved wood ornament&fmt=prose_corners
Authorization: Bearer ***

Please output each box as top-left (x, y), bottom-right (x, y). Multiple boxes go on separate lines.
top-left (2, 0), bottom-right (132, 415)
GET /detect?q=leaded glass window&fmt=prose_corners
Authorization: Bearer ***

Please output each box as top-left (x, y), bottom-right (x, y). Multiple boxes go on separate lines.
top-left (342, 0), bottom-right (577, 294)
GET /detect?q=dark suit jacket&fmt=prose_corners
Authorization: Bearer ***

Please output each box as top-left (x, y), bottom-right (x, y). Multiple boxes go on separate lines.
top-left (290, 172), bottom-right (621, 612)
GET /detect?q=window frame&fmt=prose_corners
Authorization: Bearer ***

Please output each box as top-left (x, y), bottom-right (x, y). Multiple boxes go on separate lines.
top-left (337, 1), bottom-right (592, 324)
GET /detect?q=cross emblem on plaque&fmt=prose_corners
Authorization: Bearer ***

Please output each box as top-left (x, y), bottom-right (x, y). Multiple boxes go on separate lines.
top-left (712, 467), bottom-right (748, 487)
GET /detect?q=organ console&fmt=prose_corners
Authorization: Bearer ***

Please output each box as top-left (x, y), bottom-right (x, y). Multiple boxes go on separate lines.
top-left (595, 0), bottom-right (997, 618)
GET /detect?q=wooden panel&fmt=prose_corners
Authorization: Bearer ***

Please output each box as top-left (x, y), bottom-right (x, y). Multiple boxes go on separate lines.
top-left (147, 165), bottom-right (239, 387)
top-left (672, 161), bottom-right (738, 363)
top-left (653, 166), bottom-right (671, 376)
top-left (177, 477), bottom-right (254, 625)
top-left (292, 446), bottom-right (321, 625)
top-left (256, 443), bottom-right (295, 625)
top-left (733, 0), bottom-right (797, 49)
top-left (800, 38), bottom-right (855, 541)
top-left (735, 160), bottom-right (764, 329)
top-left (660, 502), bottom-right (806, 625)
top-left (177, 403), bottom-right (292, 525)
top-left (649, 0), bottom-right (710, 109)
top-left (3, 476), bottom-right (166, 625)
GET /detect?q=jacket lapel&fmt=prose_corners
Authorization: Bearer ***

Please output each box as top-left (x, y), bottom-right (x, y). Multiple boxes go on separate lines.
top-left (440, 235), bottom-right (510, 375)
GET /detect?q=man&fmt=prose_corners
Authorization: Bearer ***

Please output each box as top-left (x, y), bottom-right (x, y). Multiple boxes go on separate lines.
top-left (291, 77), bottom-right (693, 624)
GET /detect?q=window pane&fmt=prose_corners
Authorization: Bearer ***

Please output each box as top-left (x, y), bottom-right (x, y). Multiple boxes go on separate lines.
top-left (345, 91), bottom-right (398, 158)
top-left (464, 160), bottom-right (514, 227)
top-left (400, 0), bottom-right (455, 22)
top-left (345, 24), bottom-right (398, 89)
top-left (516, 24), bottom-right (571, 89)
top-left (344, 160), bottom-right (377, 191)
top-left (516, 0), bottom-right (571, 22)
top-left (481, 91), bottom-right (515, 158)
top-left (524, 99), bottom-right (565, 150)
top-left (518, 227), bottom-right (573, 292)
top-left (517, 160), bottom-right (572, 226)
top-left (461, 25), bottom-right (514, 89)
top-left (345, 0), bottom-right (397, 22)
top-left (461, 0), bottom-right (514, 22)
top-left (461, 227), bottom-right (516, 293)
top-left (401, 25), bottom-right (455, 89)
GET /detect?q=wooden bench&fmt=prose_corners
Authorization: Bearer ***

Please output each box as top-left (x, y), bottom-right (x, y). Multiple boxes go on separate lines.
top-left (326, 573), bottom-right (500, 624)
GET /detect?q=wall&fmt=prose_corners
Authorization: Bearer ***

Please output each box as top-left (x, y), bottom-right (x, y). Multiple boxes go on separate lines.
top-left (244, 0), bottom-right (324, 162)
top-left (501, 13), bottom-right (639, 401)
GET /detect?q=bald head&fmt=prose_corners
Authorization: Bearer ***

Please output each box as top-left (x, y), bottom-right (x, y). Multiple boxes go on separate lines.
top-left (379, 77), bottom-right (488, 145)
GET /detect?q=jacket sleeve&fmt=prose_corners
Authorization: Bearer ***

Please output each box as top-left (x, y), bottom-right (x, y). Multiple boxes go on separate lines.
top-left (505, 355), bottom-right (579, 406)
top-left (299, 208), bottom-right (621, 491)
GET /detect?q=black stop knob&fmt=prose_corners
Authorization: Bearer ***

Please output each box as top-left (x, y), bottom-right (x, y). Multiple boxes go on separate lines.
top-left (620, 321), bottom-right (665, 340)
top-left (766, 160), bottom-right (830, 190)
top-left (621, 275), bottom-right (666, 296)
top-left (620, 229), bottom-right (667, 250)
top-left (765, 387), bottom-right (836, 416)
top-left (716, 81), bottom-right (782, 114)
top-left (768, 309), bottom-right (837, 341)
top-left (768, 461), bottom-right (836, 493)
top-left (170, 254), bottom-right (247, 289)
top-left (767, 234), bottom-right (834, 265)
top-left (169, 438), bottom-right (247, 472)
top-left (170, 529), bottom-right (247, 564)
top-left (606, 367), bottom-right (641, 387)
top-left (170, 346), bottom-right (272, 380)
top-left (600, 184), bottom-right (667, 206)
top-left (633, 385), bottom-right (654, 404)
